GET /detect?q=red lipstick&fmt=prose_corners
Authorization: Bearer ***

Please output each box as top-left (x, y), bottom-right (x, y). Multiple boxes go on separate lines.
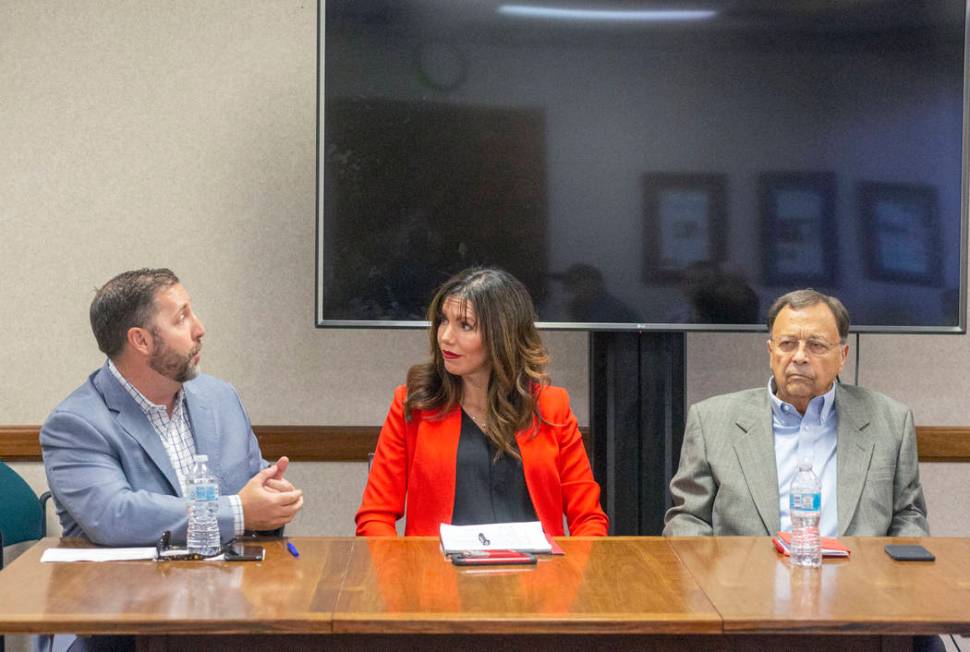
top-left (442, 351), bottom-right (460, 360)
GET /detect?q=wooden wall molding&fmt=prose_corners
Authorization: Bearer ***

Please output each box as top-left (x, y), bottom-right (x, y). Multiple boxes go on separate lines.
top-left (0, 426), bottom-right (380, 463)
top-left (253, 426), bottom-right (378, 462)
top-left (2, 425), bottom-right (970, 462)
top-left (911, 427), bottom-right (970, 463)
top-left (0, 427), bottom-right (46, 460)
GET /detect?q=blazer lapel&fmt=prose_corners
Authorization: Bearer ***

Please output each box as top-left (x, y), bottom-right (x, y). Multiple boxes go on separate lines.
top-left (183, 382), bottom-right (220, 480)
top-left (835, 387), bottom-right (875, 536)
top-left (94, 364), bottom-right (182, 496)
top-left (733, 397), bottom-right (781, 535)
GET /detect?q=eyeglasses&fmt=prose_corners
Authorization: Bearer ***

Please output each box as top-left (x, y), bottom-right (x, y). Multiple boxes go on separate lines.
top-left (770, 337), bottom-right (842, 356)
top-left (154, 530), bottom-right (233, 561)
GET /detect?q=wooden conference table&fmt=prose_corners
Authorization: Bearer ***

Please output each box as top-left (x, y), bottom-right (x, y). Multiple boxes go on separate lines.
top-left (0, 536), bottom-right (967, 651)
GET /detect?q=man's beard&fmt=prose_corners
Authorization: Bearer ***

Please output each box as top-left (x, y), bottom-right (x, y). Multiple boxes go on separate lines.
top-left (149, 333), bottom-right (201, 383)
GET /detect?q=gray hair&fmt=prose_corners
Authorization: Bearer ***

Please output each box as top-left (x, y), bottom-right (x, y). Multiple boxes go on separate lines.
top-left (766, 289), bottom-right (850, 341)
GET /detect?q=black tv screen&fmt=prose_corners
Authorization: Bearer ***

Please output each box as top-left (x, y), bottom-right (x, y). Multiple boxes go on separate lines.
top-left (317, 0), bottom-right (968, 331)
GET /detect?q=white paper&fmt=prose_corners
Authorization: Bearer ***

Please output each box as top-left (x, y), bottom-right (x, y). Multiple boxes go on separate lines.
top-left (439, 521), bottom-right (551, 553)
top-left (41, 547), bottom-right (157, 563)
top-left (41, 548), bottom-right (227, 562)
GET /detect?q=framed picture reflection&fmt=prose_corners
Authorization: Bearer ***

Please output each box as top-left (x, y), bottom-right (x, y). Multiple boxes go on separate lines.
top-left (642, 173), bottom-right (726, 283)
top-left (759, 172), bottom-right (837, 286)
top-left (858, 182), bottom-right (942, 286)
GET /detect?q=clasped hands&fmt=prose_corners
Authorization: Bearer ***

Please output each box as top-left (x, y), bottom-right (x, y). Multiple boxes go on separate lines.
top-left (239, 456), bottom-right (304, 530)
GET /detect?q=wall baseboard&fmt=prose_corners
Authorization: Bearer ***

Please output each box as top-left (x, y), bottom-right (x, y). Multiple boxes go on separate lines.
top-left (2, 425), bottom-right (968, 463)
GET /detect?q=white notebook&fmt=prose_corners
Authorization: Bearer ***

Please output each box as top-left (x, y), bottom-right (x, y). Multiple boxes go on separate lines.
top-left (41, 548), bottom-right (227, 562)
top-left (439, 521), bottom-right (552, 554)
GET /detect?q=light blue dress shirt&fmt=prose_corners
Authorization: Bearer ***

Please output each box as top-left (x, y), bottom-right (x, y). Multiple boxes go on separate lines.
top-left (769, 378), bottom-right (838, 537)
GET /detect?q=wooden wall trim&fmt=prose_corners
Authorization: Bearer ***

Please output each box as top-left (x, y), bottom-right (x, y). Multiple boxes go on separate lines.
top-left (2, 425), bottom-right (970, 463)
top-left (0, 426), bottom-right (381, 463)
top-left (0, 427), bottom-right (46, 460)
top-left (254, 426), bottom-right (378, 462)
top-left (912, 427), bottom-right (970, 463)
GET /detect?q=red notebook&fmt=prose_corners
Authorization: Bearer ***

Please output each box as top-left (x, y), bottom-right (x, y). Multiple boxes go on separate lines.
top-left (773, 531), bottom-right (850, 557)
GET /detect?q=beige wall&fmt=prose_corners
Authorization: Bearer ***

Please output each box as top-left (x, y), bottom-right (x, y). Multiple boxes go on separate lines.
top-left (1, 1), bottom-right (967, 543)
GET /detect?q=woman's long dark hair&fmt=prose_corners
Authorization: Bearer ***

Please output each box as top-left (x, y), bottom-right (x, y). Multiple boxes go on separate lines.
top-left (405, 267), bottom-right (550, 459)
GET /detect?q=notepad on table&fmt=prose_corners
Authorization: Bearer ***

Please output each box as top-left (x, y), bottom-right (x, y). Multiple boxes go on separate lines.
top-left (41, 547), bottom-right (157, 563)
top-left (773, 531), bottom-right (850, 557)
top-left (41, 548), bottom-right (227, 563)
top-left (440, 521), bottom-right (553, 554)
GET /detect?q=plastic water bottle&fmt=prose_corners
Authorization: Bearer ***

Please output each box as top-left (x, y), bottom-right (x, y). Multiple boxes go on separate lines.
top-left (789, 458), bottom-right (822, 568)
top-left (186, 454), bottom-right (221, 556)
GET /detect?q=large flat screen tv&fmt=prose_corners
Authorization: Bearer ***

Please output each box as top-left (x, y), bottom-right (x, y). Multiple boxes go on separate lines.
top-left (317, 0), bottom-right (968, 332)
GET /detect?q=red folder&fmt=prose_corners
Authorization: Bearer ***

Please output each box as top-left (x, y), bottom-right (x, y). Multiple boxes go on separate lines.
top-left (773, 531), bottom-right (850, 557)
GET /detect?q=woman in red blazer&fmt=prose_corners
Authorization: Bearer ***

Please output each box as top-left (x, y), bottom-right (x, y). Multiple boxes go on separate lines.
top-left (356, 267), bottom-right (608, 537)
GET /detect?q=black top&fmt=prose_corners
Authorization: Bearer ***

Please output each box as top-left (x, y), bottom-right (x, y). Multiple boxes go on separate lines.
top-left (451, 410), bottom-right (538, 525)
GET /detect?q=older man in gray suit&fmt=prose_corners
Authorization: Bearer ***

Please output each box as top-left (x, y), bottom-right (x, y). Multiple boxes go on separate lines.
top-left (664, 289), bottom-right (928, 537)
top-left (42, 268), bottom-right (304, 546)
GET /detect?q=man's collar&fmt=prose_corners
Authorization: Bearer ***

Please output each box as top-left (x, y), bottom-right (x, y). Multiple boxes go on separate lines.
top-left (107, 358), bottom-right (184, 414)
top-left (767, 376), bottom-right (837, 423)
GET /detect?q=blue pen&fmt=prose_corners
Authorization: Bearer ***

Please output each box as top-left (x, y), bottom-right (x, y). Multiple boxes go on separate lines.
top-left (287, 542), bottom-right (300, 558)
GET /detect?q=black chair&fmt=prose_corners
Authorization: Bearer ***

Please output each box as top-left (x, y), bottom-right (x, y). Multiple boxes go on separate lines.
top-left (0, 461), bottom-right (52, 652)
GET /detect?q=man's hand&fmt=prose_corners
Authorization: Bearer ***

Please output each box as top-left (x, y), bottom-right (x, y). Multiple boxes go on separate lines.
top-left (239, 460), bottom-right (303, 530)
top-left (263, 456), bottom-right (296, 493)
top-left (268, 456), bottom-right (290, 481)
top-left (265, 478), bottom-right (296, 492)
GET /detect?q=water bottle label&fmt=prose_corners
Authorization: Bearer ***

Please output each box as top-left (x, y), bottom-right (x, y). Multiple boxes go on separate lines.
top-left (790, 492), bottom-right (820, 511)
top-left (191, 484), bottom-right (218, 501)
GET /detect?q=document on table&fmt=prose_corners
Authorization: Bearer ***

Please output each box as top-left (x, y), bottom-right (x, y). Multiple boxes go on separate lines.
top-left (41, 547), bottom-right (156, 562)
top-left (41, 548), bottom-right (227, 562)
top-left (439, 521), bottom-right (552, 554)
top-left (773, 531), bottom-right (850, 557)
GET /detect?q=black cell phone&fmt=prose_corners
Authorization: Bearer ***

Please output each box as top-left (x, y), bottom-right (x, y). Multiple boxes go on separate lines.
top-left (450, 550), bottom-right (537, 566)
top-left (224, 544), bottom-right (265, 562)
top-left (884, 544), bottom-right (935, 562)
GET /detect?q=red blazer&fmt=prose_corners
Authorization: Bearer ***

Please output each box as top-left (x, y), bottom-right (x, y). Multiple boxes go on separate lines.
top-left (356, 384), bottom-right (609, 537)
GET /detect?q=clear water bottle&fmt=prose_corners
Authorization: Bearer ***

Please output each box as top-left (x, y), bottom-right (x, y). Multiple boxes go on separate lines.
top-left (789, 458), bottom-right (822, 568)
top-left (186, 454), bottom-right (221, 556)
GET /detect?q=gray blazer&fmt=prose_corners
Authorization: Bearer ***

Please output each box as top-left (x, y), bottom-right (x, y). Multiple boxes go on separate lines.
top-left (41, 363), bottom-right (265, 546)
top-left (663, 384), bottom-right (929, 537)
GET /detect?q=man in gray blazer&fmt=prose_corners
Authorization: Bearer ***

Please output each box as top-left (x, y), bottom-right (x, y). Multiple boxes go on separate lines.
top-left (42, 268), bottom-right (304, 547)
top-left (664, 289), bottom-right (928, 537)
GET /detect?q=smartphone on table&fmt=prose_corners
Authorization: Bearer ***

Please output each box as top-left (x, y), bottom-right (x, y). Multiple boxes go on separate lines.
top-left (450, 550), bottom-right (537, 566)
top-left (224, 544), bottom-right (265, 562)
top-left (884, 544), bottom-right (934, 562)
